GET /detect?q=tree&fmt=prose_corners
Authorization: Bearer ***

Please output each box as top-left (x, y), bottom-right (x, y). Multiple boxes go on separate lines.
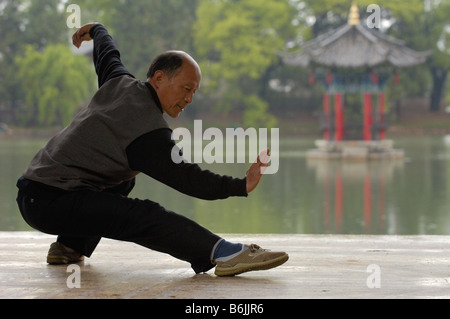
top-left (75, 0), bottom-right (199, 79)
top-left (15, 44), bottom-right (95, 127)
top-left (302, 0), bottom-right (450, 112)
top-left (0, 0), bottom-right (24, 116)
top-left (418, 1), bottom-right (450, 111)
top-left (0, 0), bottom-right (70, 124)
top-left (21, 0), bottom-right (67, 50)
top-left (193, 0), bottom-right (297, 127)
top-left (379, 0), bottom-right (450, 112)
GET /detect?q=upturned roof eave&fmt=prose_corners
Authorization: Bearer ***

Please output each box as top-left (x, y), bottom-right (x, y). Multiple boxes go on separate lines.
top-left (281, 24), bottom-right (431, 68)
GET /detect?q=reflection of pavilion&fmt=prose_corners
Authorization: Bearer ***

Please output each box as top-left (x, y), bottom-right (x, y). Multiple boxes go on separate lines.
top-left (307, 158), bottom-right (404, 234)
top-left (282, 4), bottom-right (431, 160)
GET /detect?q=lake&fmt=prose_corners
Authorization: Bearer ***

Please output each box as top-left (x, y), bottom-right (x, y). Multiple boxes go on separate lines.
top-left (1, 135), bottom-right (449, 235)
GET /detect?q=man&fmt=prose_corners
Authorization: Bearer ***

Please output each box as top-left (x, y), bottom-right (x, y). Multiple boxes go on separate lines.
top-left (16, 23), bottom-right (288, 277)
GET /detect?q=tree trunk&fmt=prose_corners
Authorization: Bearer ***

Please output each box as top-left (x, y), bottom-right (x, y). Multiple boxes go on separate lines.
top-left (429, 67), bottom-right (448, 112)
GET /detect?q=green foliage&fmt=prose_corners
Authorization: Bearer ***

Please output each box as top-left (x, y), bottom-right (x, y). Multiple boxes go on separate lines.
top-left (195, 0), bottom-right (294, 81)
top-left (15, 44), bottom-right (95, 127)
top-left (0, 0), bottom-right (75, 123)
top-left (193, 0), bottom-right (296, 126)
top-left (21, 0), bottom-right (67, 49)
top-left (75, 0), bottom-right (199, 79)
top-left (387, 0), bottom-right (450, 111)
top-left (0, 1), bottom-right (23, 106)
top-left (242, 95), bottom-right (278, 128)
top-left (2, 0), bottom-right (449, 129)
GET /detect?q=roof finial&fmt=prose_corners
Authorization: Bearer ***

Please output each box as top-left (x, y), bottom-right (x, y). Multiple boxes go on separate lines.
top-left (348, 2), bottom-right (360, 26)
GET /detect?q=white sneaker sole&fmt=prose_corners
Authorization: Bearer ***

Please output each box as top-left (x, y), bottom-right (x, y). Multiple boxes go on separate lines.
top-left (214, 253), bottom-right (289, 277)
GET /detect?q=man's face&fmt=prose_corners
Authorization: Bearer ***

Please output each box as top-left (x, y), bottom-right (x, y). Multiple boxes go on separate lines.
top-left (152, 60), bottom-right (201, 118)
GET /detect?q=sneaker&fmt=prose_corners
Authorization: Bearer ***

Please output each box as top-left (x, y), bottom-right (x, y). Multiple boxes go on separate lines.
top-left (47, 242), bottom-right (85, 265)
top-left (214, 244), bottom-right (288, 277)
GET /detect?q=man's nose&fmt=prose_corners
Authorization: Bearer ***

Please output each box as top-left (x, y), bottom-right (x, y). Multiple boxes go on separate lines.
top-left (185, 93), bottom-right (194, 104)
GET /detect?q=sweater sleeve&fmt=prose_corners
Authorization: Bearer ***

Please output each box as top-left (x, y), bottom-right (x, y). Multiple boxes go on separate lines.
top-left (126, 129), bottom-right (248, 200)
top-left (89, 24), bottom-right (134, 88)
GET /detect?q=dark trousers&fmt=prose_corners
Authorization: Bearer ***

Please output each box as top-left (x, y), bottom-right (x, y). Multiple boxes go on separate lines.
top-left (16, 177), bottom-right (221, 273)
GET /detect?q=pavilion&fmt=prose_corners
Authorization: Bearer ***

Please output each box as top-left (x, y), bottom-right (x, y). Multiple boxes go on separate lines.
top-left (281, 4), bottom-right (431, 160)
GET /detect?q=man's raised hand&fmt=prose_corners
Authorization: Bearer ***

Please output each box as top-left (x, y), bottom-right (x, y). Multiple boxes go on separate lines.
top-left (72, 23), bottom-right (99, 48)
top-left (245, 149), bottom-right (270, 194)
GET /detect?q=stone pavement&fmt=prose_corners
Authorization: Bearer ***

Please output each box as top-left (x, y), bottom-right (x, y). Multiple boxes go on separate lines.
top-left (0, 232), bottom-right (449, 299)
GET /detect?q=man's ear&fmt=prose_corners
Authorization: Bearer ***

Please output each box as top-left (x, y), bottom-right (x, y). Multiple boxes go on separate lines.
top-left (152, 70), bottom-right (167, 88)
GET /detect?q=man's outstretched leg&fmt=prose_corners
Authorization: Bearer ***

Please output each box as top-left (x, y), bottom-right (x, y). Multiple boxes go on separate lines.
top-left (18, 178), bottom-right (288, 275)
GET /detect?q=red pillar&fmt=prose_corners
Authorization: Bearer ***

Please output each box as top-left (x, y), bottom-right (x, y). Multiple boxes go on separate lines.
top-left (379, 174), bottom-right (386, 229)
top-left (335, 172), bottom-right (343, 233)
top-left (364, 174), bottom-right (372, 233)
top-left (364, 93), bottom-right (372, 141)
top-left (323, 172), bottom-right (330, 233)
top-left (379, 93), bottom-right (386, 140)
top-left (334, 93), bottom-right (344, 141)
top-left (323, 93), bottom-right (330, 140)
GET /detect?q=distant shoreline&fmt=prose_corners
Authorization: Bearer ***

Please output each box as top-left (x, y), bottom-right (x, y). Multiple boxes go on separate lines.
top-left (2, 108), bottom-right (450, 140)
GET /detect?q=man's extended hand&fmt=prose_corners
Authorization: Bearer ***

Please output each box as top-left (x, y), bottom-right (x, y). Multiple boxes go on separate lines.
top-left (246, 149), bottom-right (270, 194)
top-left (72, 23), bottom-right (99, 48)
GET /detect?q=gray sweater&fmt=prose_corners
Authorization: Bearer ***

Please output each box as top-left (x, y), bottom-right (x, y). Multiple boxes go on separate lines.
top-left (24, 75), bottom-right (168, 191)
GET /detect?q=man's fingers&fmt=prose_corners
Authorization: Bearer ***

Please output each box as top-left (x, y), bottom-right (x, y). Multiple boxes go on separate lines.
top-left (75, 32), bottom-right (90, 45)
top-left (258, 148), bottom-right (271, 165)
top-left (80, 31), bottom-right (90, 40)
top-left (72, 23), bottom-right (97, 48)
top-left (247, 149), bottom-right (270, 176)
top-left (72, 30), bottom-right (83, 48)
top-left (246, 149), bottom-right (271, 193)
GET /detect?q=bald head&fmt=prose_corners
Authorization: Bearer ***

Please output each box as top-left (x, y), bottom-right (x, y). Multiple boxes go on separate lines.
top-left (147, 50), bottom-right (201, 80)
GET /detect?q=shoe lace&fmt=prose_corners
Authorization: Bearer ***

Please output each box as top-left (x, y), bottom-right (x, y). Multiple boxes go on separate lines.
top-left (249, 244), bottom-right (263, 253)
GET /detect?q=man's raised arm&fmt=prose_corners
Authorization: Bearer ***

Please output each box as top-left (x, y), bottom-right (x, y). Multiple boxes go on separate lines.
top-left (72, 23), bottom-right (133, 88)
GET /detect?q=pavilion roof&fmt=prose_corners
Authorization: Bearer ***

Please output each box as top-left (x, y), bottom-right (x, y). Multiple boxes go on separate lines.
top-left (282, 7), bottom-right (431, 68)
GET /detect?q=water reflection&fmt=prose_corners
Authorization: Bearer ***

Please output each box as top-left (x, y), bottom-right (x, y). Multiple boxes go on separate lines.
top-left (1, 136), bottom-right (450, 235)
top-left (306, 159), bottom-right (404, 234)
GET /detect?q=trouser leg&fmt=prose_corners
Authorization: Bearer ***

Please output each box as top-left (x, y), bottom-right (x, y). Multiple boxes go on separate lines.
top-left (17, 183), bottom-right (220, 273)
top-left (57, 179), bottom-right (136, 258)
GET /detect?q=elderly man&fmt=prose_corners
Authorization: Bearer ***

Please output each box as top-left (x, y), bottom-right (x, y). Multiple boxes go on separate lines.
top-left (16, 23), bottom-right (288, 276)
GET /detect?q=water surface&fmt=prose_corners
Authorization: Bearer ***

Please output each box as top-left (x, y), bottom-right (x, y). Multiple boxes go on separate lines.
top-left (1, 136), bottom-right (449, 235)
